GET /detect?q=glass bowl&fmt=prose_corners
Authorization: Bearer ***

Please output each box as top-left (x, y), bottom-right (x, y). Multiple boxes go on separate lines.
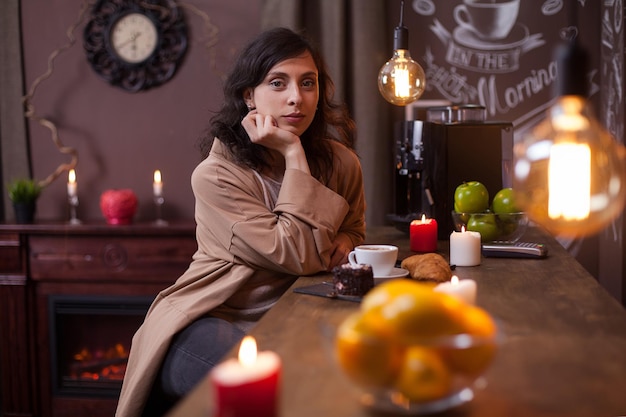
top-left (325, 314), bottom-right (501, 415)
top-left (451, 211), bottom-right (528, 243)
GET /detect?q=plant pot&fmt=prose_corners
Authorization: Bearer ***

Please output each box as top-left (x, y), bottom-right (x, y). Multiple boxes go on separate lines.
top-left (13, 201), bottom-right (36, 224)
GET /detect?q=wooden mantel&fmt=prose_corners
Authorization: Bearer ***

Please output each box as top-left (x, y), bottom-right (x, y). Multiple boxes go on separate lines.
top-left (0, 221), bottom-right (197, 417)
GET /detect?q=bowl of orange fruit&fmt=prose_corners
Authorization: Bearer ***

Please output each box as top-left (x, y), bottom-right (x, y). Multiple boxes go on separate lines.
top-left (333, 279), bottom-right (500, 414)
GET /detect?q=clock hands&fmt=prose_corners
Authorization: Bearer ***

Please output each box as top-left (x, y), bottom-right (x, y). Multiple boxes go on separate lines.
top-left (114, 31), bottom-right (142, 50)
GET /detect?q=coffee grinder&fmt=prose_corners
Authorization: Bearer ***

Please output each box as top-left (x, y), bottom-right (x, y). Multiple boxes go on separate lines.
top-left (388, 105), bottom-right (514, 239)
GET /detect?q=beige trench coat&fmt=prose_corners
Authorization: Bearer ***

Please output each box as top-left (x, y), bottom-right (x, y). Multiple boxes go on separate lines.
top-left (115, 139), bottom-right (366, 417)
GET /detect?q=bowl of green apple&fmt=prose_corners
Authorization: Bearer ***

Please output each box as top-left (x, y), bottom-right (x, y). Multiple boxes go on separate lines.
top-left (451, 182), bottom-right (528, 243)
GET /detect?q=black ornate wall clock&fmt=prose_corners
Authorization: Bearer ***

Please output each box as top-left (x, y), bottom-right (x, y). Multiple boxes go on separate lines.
top-left (83, 0), bottom-right (188, 92)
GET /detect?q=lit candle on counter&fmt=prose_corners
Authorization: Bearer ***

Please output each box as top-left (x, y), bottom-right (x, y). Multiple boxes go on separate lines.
top-left (211, 336), bottom-right (281, 417)
top-left (450, 226), bottom-right (481, 266)
top-left (410, 214), bottom-right (438, 252)
top-left (434, 275), bottom-right (477, 305)
top-left (67, 169), bottom-right (77, 198)
top-left (153, 170), bottom-right (163, 197)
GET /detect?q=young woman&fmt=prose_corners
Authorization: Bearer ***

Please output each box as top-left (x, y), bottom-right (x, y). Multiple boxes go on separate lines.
top-left (115, 27), bottom-right (366, 417)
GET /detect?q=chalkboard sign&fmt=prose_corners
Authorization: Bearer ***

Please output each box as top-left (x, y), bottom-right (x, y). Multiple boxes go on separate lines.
top-left (401, 0), bottom-right (601, 138)
top-left (600, 1), bottom-right (624, 143)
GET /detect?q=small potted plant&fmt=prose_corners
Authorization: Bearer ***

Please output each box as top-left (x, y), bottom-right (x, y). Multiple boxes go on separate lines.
top-left (7, 178), bottom-right (42, 224)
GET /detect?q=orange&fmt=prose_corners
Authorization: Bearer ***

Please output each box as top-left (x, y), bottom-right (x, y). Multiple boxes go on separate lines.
top-left (360, 278), bottom-right (421, 313)
top-left (361, 281), bottom-right (467, 344)
top-left (438, 304), bottom-right (498, 376)
top-left (337, 280), bottom-right (498, 397)
top-left (462, 304), bottom-right (497, 336)
top-left (393, 346), bottom-right (452, 403)
top-left (335, 312), bottom-right (404, 388)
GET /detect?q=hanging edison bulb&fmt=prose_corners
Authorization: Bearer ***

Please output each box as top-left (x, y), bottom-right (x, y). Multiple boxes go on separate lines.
top-left (378, 0), bottom-right (426, 106)
top-left (513, 39), bottom-right (626, 237)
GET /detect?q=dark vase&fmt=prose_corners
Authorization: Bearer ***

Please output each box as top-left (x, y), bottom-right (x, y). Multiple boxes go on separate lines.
top-left (13, 201), bottom-right (36, 224)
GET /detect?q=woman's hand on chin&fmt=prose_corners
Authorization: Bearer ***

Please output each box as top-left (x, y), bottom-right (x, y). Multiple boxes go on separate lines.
top-left (242, 110), bottom-right (310, 175)
top-left (242, 110), bottom-right (298, 150)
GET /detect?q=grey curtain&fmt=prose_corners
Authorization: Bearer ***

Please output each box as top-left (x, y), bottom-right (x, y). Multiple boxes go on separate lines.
top-left (261, 0), bottom-right (394, 227)
top-left (0, 0), bottom-right (31, 221)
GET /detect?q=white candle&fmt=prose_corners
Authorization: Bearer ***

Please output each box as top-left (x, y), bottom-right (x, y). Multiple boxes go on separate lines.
top-left (153, 170), bottom-right (163, 197)
top-left (434, 275), bottom-right (477, 305)
top-left (211, 336), bottom-right (281, 417)
top-left (67, 169), bottom-right (77, 198)
top-left (450, 226), bottom-right (481, 266)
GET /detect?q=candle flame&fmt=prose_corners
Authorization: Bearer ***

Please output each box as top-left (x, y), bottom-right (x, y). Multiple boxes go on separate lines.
top-left (461, 225), bottom-right (466, 233)
top-left (421, 214), bottom-right (426, 222)
top-left (238, 336), bottom-right (257, 366)
top-left (451, 275), bottom-right (459, 285)
top-left (68, 169), bottom-right (76, 184)
top-left (154, 170), bottom-right (162, 183)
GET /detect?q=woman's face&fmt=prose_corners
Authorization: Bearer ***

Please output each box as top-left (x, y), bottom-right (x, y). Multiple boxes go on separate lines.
top-left (246, 52), bottom-right (319, 137)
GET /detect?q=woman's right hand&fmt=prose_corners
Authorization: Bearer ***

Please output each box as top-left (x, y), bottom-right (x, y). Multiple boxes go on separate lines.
top-left (242, 110), bottom-right (310, 175)
top-left (242, 110), bottom-right (298, 153)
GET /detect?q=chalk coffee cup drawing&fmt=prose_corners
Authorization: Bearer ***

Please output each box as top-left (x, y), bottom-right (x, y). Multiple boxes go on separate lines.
top-left (348, 245), bottom-right (398, 277)
top-left (454, 0), bottom-right (520, 41)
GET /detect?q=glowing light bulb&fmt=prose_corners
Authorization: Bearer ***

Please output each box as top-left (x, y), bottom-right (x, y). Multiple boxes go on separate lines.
top-left (377, 1), bottom-right (426, 106)
top-left (513, 94), bottom-right (626, 237)
top-left (513, 37), bottom-right (626, 237)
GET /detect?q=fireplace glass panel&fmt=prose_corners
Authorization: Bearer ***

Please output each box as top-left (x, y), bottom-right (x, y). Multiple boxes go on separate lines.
top-left (48, 295), bottom-right (152, 397)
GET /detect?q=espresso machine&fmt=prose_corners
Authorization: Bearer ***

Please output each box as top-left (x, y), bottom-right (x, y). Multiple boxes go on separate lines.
top-left (388, 105), bottom-right (514, 240)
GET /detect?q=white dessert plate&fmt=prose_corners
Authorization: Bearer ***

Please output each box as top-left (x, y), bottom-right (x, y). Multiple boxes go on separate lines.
top-left (374, 267), bottom-right (409, 283)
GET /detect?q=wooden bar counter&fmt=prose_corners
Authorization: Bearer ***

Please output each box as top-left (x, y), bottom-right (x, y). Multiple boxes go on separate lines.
top-left (167, 226), bottom-right (626, 417)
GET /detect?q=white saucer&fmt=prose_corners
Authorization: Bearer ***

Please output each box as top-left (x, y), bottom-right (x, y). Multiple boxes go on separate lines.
top-left (374, 267), bottom-right (409, 283)
top-left (453, 23), bottom-right (530, 50)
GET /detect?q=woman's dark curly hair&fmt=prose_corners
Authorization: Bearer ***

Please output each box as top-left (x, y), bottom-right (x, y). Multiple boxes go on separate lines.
top-left (198, 27), bottom-right (356, 182)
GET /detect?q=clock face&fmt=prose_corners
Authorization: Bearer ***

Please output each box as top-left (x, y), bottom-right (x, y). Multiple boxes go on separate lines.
top-left (111, 13), bottom-right (158, 64)
top-left (83, 0), bottom-right (188, 92)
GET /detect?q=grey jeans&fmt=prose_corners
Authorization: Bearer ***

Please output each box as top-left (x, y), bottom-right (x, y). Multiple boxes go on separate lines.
top-left (141, 316), bottom-right (246, 417)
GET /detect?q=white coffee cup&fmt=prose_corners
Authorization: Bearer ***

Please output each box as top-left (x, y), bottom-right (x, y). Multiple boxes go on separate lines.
top-left (454, 0), bottom-right (520, 41)
top-left (348, 245), bottom-right (398, 277)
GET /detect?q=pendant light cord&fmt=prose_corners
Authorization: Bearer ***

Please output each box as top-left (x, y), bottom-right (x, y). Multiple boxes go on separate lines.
top-left (568, 2), bottom-right (578, 29)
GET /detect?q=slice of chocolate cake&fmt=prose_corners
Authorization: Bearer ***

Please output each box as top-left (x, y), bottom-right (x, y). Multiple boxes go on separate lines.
top-left (331, 264), bottom-right (375, 296)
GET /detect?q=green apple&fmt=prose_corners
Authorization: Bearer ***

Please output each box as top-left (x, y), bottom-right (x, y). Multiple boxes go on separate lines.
top-left (467, 213), bottom-right (500, 242)
top-left (454, 181), bottom-right (489, 213)
top-left (491, 188), bottom-right (520, 214)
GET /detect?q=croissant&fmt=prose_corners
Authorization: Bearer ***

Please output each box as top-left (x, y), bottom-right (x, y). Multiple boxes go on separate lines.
top-left (401, 253), bottom-right (452, 283)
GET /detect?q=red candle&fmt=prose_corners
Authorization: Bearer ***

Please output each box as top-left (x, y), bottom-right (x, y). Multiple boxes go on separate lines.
top-left (410, 214), bottom-right (438, 252)
top-left (211, 336), bottom-right (281, 417)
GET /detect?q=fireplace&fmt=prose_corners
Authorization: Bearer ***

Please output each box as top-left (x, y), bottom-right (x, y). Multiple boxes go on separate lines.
top-left (0, 222), bottom-right (197, 417)
top-left (48, 295), bottom-right (152, 398)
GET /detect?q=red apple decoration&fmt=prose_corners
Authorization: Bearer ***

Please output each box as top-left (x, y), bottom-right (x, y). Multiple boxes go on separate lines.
top-left (100, 189), bottom-right (138, 225)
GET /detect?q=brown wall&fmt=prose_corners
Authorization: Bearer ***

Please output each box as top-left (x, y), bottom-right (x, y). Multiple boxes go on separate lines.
top-left (21, 0), bottom-right (261, 222)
